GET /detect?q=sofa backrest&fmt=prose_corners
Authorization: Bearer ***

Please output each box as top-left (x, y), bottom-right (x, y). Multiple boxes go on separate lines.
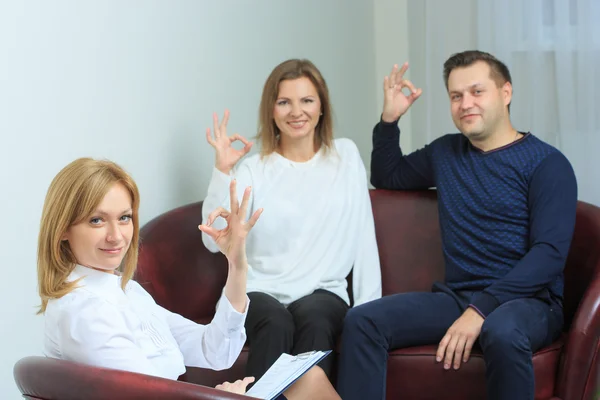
top-left (369, 190), bottom-right (600, 330)
top-left (369, 189), bottom-right (444, 295)
top-left (136, 189), bottom-right (600, 329)
top-left (137, 202), bottom-right (226, 324)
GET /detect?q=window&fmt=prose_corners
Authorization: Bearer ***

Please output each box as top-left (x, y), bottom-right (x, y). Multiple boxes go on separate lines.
top-left (516, 0), bottom-right (600, 51)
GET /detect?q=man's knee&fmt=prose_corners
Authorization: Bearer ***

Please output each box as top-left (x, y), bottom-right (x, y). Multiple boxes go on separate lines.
top-left (344, 305), bottom-right (366, 327)
top-left (342, 304), bottom-right (382, 340)
top-left (480, 315), bottom-right (530, 356)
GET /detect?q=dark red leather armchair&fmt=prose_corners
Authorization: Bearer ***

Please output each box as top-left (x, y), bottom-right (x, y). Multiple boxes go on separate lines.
top-left (132, 190), bottom-right (600, 399)
top-left (13, 355), bottom-right (251, 400)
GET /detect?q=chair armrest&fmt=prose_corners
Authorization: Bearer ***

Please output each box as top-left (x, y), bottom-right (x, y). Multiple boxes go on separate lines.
top-left (555, 272), bottom-right (600, 400)
top-left (14, 356), bottom-right (258, 400)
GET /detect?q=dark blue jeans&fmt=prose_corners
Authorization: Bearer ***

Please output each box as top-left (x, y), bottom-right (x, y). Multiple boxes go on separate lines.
top-left (336, 287), bottom-right (563, 400)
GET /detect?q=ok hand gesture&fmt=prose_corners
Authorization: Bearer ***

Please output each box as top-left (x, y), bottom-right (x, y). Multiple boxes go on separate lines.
top-left (206, 109), bottom-right (253, 174)
top-left (199, 179), bottom-right (263, 270)
top-left (381, 62), bottom-right (422, 123)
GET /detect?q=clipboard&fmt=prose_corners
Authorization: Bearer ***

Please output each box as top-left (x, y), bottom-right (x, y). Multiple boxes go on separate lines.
top-left (245, 350), bottom-right (332, 400)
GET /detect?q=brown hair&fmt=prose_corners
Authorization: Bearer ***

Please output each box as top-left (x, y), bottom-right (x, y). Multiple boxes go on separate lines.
top-left (443, 50), bottom-right (512, 90)
top-left (37, 158), bottom-right (140, 313)
top-left (256, 59), bottom-right (334, 156)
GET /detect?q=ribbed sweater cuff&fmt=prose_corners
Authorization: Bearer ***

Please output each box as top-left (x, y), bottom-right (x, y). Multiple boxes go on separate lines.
top-left (379, 115), bottom-right (400, 126)
top-left (469, 292), bottom-right (500, 318)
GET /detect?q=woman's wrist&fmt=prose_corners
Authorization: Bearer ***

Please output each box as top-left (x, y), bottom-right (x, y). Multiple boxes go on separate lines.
top-left (224, 262), bottom-right (248, 313)
top-left (227, 256), bottom-right (248, 272)
top-left (215, 162), bottom-right (232, 175)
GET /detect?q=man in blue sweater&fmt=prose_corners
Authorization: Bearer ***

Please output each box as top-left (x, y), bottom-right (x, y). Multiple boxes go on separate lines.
top-left (336, 50), bottom-right (577, 400)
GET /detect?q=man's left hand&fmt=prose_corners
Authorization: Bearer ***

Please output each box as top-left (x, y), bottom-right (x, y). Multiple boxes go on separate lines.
top-left (436, 307), bottom-right (484, 370)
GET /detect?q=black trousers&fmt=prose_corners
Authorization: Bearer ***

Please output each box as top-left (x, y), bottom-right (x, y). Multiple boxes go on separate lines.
top-left (245, 289), bottom-right (349, 382)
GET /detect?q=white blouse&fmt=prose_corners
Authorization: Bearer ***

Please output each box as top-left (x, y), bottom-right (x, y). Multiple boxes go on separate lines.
top-left (44, 265), bottom-right (249, 380)
top-left (202, 138), bottom-right (382, 307)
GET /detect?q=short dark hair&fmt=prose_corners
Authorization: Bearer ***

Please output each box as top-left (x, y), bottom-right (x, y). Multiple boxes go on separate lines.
top-left (443, 50), bottom-right (511, 90)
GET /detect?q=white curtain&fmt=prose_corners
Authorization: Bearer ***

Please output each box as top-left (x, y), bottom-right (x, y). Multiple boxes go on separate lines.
top-left (478, 0), bottom-right (600, 205)
top-left (407, 0), bottom-right (600, 205)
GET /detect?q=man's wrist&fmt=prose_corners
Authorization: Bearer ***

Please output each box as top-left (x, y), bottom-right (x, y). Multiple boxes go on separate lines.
top-left (470, 292), bottom-right (500, 317)
top-left (467, 305), bottom-right (486, 320)
top-left (381, 113), bottom-right (400, 124)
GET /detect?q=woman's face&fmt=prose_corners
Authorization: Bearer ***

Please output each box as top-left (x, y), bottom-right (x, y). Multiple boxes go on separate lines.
top-left (63, 183), bottom-right (134, 273)
top-left (273, 77), bottom-right (322, 143)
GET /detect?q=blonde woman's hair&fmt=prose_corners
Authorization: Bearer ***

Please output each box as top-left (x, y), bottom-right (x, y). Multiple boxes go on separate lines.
top-left (257, 59), bottom-right (334, 156)
top-left (37, 158), bottom-right (140, 314)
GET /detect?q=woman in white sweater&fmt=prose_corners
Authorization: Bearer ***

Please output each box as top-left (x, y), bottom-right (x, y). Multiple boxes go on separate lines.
top-left (201, 59), bottom-right (382, 381)
top-left (38, 157), bottom-right (340, 400)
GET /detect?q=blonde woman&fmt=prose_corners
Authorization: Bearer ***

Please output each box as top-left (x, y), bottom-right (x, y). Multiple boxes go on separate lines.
top-left (202, 59), bottom-right (382, 382)
top-left (38, 157), bottom-right (341, 400)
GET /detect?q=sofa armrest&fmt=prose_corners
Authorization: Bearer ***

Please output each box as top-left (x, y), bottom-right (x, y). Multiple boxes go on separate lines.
top-left (14, 356), bottom-right (256, 400)
top-left (555, 271), bottom-right (600, 400)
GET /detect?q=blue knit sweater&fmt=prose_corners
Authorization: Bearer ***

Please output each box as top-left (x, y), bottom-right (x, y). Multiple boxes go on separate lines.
top-left (371, 120), bottom-right (578, 317)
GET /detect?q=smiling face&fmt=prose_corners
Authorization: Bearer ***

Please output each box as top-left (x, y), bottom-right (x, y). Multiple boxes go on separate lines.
top-left (63, 182), bottom-right (133, 273)
top-left (447, 61), bottom-right (511, 141)
top-left (272, 77), bottom-right (322, 143)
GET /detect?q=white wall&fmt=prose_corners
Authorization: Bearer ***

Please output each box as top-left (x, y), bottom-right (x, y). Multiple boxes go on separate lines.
top-left (0, 1), bottom-right (381, 396)
top-left (373, 0), bottom-right (413, 157)
top-left (406, 0), bottom-right (477, 150)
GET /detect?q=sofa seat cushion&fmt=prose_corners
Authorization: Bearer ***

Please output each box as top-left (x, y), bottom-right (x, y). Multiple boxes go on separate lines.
top-left (385, 339), bottom-right (563, 400)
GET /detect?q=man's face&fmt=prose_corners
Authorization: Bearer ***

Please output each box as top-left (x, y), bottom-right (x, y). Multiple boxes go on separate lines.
top-left (447, 61), bottom-right (511, 141)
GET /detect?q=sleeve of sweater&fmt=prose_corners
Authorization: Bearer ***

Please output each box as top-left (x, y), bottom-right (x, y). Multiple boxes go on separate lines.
top-left (370, 118), bottom-right (436, 190)
top-left (470, 152), bottom-right (578, 317)
top-left (201, 163), bottom-right (254, 253)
